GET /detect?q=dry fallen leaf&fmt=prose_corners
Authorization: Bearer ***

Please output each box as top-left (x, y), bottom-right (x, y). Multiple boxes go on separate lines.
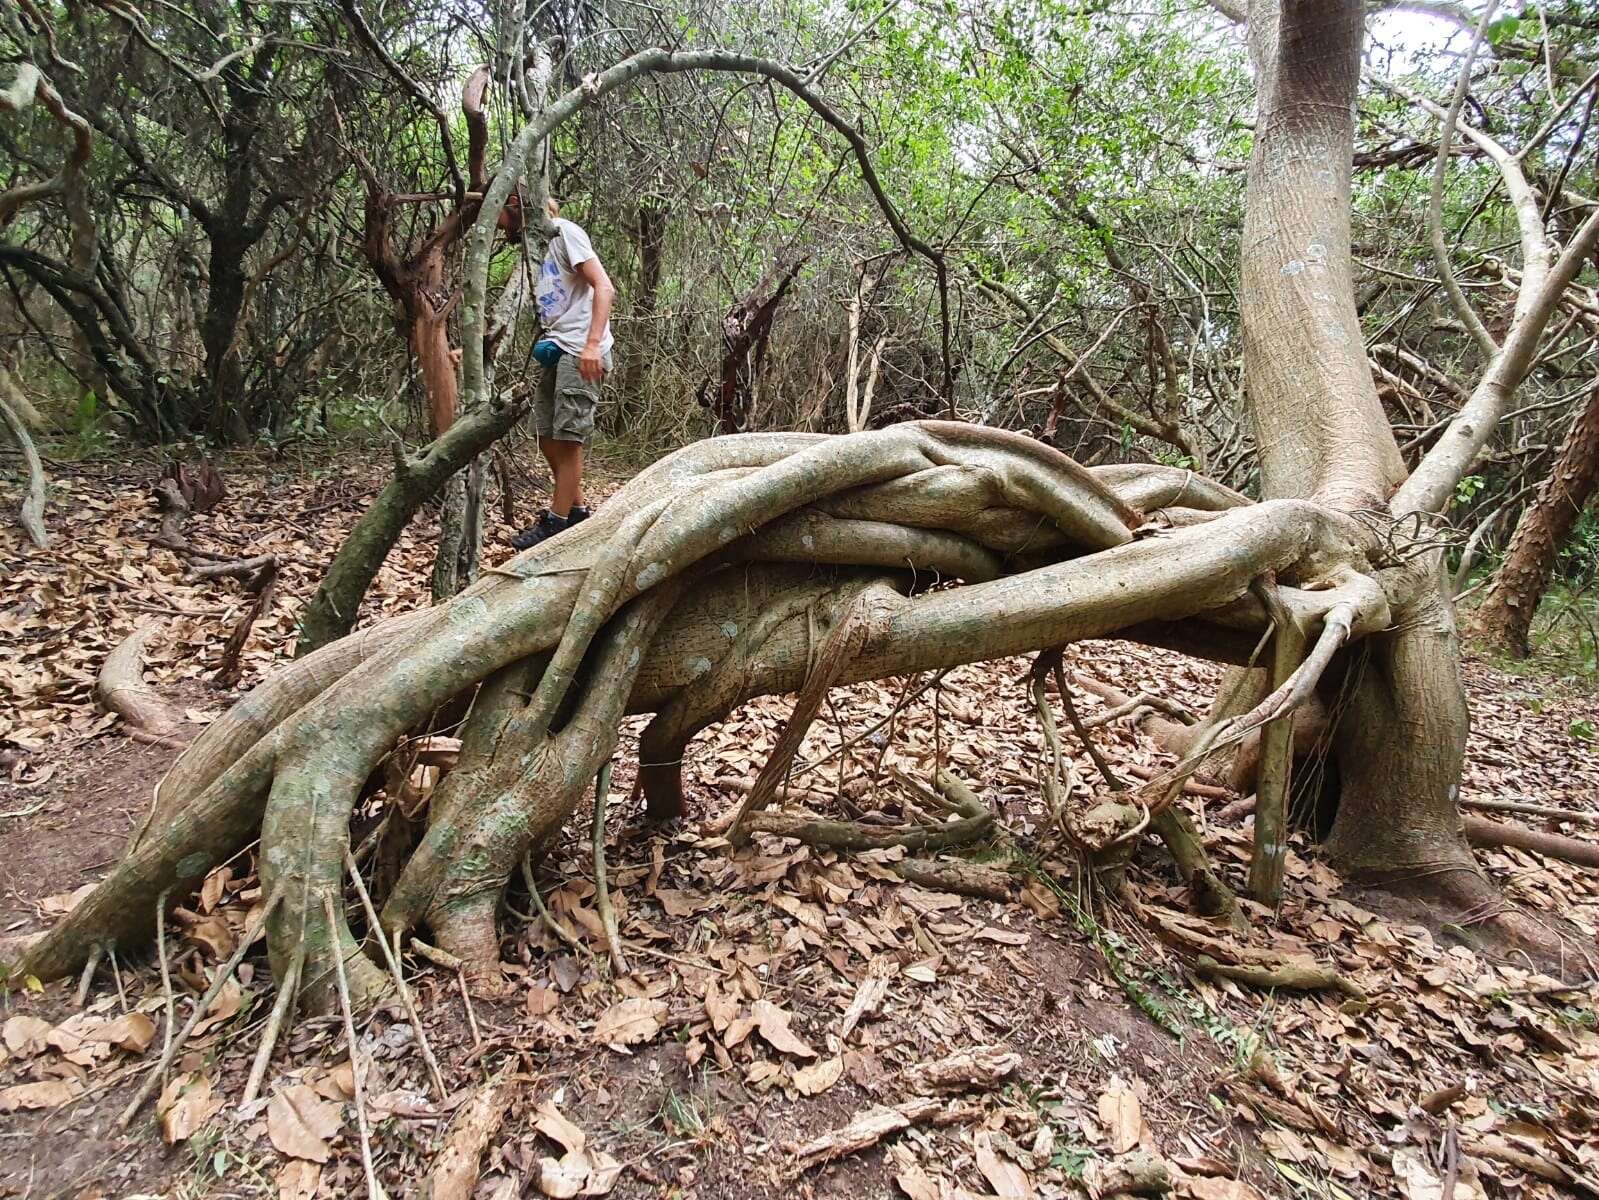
top-left (1391, 1146), bottom-right (1486, 1200)
top-left (538, 1151), bottom-right (589, 1198)
top-left (975, 925), bottom-right (1030, 946)
top-left (703, 985), bottom-right (738, 1033)
top-left (792, 1057), bottom-right (844, 1095)
top-left (0, 1078), bottom-right (81, 1111)
top-left (158, 1072), bottom-right (222, 1143)
top-left (593, 998), bottom-right (666, 1047)
top-left (38, 882), bottom-right (96, 915)
top-left (1184, 1178), bottom-right (1266, 1200)
top-left (199, 865), bottom-right (231, 913)
top-left (86, 1012), bottom-right (157, 1054)
top-left (653, 888), bottom-right (704, 917)
top-left (191, 976), bottom-right (243, 1036)
top-left (751, 999), bottom-right (816, 1058)
top-left (895, 1164), bottom-right (942, 1200)
top-left (582, 1149), bottom-right (622, 1196)
top-left (974, 1130), bottom-right (1034, 1198)
top-left (527, 985), bottom-right (560, 1016)
top-left (185, 914), bottom-right (235, 961)
top-left (534, 1098), bottom-right (587, 1156)
top-left (1, 1013), bottom-right (53, 1057)
top-left (1097, 1077), bottom-right (1145, 1154)
top-left (311, 1060), bottom-right (356, 1101)
top-left (275, 1159), bottom-right (322, 1200)
top-left (267, 1082), bottom-right (344, 1162)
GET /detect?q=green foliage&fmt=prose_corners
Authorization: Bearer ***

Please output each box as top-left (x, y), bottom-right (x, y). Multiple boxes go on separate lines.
top-left (1455, 474), bottom-right (1486, 505)
top-left (65, 391), bottom-right (113, 457)
top-left (1485, 16), bottom-right (1524, 45)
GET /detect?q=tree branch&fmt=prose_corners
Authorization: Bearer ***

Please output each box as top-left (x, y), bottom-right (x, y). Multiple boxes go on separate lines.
top-left (1386, 78), bottom-right (1599, 513)
top-left (1425, 1), bottom-right (1501, 359)
top-left (458, 47), bottom-right (956, 420)
top-left (338, 0), bottom-right (466, 198)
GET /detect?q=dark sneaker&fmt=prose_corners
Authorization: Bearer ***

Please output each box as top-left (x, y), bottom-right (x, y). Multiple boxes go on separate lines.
top-left (509, 509), bottom-right (568, 550)
top-left (568, 504), bottom-right (592, 526)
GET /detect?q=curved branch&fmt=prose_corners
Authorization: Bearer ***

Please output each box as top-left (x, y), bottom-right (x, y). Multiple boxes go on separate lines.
top-left (0, 380), bottom-right (49, 547)
top-left (462, 65), bottom-right (491, 194)
top-left (457, 47), bottom-right (955, 420)
top-left (97, 622), bottom-right (185, 736)
top-left (0, 68), bottom-right (92, 227)
top-left (1425, 1), bottom-right (1502, 359)
top-left (1383, 79), bottom-right (1599, 514)
top-left (338, 0), bottom-right (465, 197)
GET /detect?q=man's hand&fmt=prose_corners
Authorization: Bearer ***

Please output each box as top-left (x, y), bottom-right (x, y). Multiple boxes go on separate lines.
top-left (578, 344), bottom-right (606, 384)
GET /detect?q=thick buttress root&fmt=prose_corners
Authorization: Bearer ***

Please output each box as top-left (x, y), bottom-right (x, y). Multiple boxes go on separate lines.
top-left (16, 423), bottom-right (1400, 1007)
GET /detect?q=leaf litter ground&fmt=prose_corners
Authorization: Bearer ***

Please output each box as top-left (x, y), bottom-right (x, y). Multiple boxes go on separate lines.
top-left (1, 446), bottom-right (1597, 1200)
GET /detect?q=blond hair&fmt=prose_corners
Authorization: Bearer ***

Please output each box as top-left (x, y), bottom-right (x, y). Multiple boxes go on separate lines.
top-left (545, 196), bottom-right (561, 219)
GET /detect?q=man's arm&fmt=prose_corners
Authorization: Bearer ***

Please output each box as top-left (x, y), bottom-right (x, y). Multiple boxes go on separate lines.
top-left (576, 257), bottom-right (614, 383)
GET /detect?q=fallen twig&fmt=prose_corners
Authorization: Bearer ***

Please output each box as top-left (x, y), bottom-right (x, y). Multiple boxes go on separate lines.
top-left (1459, 797), bottom-right (1599, 827)
top-left (344, 848), bottom-right (446, 1099)
top-left (424, 1077), bottom-right (512, 1200)
top-left (155, 892), bottom-right (174, 1089)
top-left (410, 938), bottom-right (464, 972)
top-left (743, 804), bottom-right (992, 852)
top-left (1195, 953), bottom-right (1366, 1000)
top-left (242, 944), bottom-right (302, 1107)
top-left (1147, 909), bottom-right (1364, 999)
top-left (590, 760), bottom-right (630, 977)
top-left (457, 969), bottom-right (482, 1048)
top-left (900, 1046), bottom-right (1019, 1095)
top-left (839, 958), bottom-right (893, 1039)
top-left (1126, 762), bottom-right (1234, 802)
top-left (74, 943), bottom-right (102, 1007)
top-left (1463, 814), bottom-right (1599, 868)
top-left (890, 857), bottom-right (1013, 900)
top-left (213, 557), bottom-right (278, 689)
top-left (521, 856), bottom-right (585, 952)
top-left (325, 891), bottom-right (384, 1200)
top-left (189, 552), bottom-right (277, 581)
top-left (1465, 1135), bottom-right (1599, 1196)
top-left (785, 1097), bottom-right (981, 1171)
top-left (121, 888), bottom-right (282, 1126)
top-left (1083, 1151), bottom-right (1172, 1197)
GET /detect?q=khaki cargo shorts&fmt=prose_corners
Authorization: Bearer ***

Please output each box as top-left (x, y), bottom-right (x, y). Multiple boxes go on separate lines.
top-left (535, 350), bottom-right (612, 444)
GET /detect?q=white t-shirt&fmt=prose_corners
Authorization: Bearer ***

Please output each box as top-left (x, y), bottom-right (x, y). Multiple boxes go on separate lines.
top-left (534, 217), bottom-right (613, 357)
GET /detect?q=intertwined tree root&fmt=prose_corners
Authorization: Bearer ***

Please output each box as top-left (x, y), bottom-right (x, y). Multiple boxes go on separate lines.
top-left (17, 423), bottom-right (1396, 1009)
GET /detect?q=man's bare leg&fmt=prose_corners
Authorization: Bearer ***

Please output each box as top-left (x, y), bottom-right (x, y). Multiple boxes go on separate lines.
top-left (540, 436), bottom-right (586, 518)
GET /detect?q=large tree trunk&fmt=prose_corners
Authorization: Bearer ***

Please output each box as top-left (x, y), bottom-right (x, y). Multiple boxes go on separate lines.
top-left (200, 231), bottom-right (252, 443)
top-left (611, 196), bottom-right (667, 427)
top-left (1241, 0), bottom-right (1482, 895)
top-left (1472, 384), bottom-right (1599, 657)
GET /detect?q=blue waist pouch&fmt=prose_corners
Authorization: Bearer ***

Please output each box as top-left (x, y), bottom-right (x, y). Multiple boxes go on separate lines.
top-left (533, 339), bottom-right (564, 369)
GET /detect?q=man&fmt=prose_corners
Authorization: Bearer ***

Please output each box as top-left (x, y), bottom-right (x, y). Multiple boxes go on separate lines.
top-left (510, 196), bottom-right (615, 549)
